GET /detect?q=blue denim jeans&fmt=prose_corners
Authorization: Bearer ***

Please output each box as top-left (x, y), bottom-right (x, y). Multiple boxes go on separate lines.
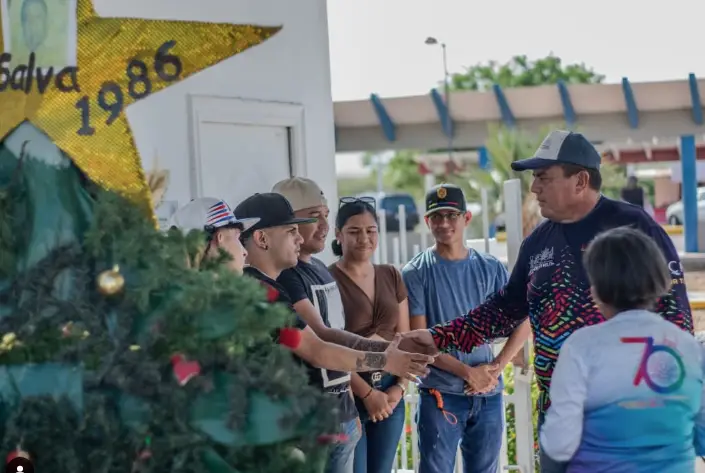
top-left (325, 416), bottom-right (362, 473)
top-left (353, 373), bottom-right (406, 473)
top-left (417, 389), bottom-right (504, 473)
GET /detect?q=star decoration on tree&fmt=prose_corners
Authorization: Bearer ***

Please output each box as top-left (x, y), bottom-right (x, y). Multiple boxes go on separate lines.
top-left (0, 0), bottom-right (281, 216)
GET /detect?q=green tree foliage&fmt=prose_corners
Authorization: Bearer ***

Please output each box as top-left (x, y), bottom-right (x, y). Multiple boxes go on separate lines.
top-left (449, 54), bottom-right (605, 91)
top-left (0, 123), bottom-right (335, 473)
top-left (382, 150), bottom-right (426, 200)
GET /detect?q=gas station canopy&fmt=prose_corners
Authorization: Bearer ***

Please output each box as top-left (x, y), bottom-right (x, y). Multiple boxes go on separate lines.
top-left (334, 75), bottom-right (705, 160)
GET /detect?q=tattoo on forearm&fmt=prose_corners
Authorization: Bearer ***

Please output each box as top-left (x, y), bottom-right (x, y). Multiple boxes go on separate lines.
top-left (355, 352), bottom-right (387, 371)
top-left (328, 329), bottom-right (389, 352)
top-left (351, 338), bottom-right (389, 352)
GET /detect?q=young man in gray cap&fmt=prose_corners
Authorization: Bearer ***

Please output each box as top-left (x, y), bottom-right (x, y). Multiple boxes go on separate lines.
top-left (401, 130), bottom-right (693, 467)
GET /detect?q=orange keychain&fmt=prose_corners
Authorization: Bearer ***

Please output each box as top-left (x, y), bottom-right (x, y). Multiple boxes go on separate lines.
top-left (428, 389), bottom-right (458, 425)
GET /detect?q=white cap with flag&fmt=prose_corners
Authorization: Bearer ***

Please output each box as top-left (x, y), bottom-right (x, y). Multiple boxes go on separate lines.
top-left (169, 197), bottom-right (260, 233)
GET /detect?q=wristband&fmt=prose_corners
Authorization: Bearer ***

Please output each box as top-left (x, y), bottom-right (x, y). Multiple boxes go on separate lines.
top-left (362, 387), bottom-right (374, 399)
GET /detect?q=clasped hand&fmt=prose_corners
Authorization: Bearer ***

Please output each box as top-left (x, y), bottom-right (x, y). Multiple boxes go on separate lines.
top-left (463, 361), bottom-right (502, 395)
top-left (363, 387), bottom-right (403, 423)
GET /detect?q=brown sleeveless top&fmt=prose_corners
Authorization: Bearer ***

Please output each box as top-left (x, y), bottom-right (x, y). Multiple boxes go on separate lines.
top-left (328, 264), bottom-right (407, 341)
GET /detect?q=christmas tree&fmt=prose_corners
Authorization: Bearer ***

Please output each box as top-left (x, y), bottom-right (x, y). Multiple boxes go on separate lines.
top-left (0, 122), bottom-right (337, 472)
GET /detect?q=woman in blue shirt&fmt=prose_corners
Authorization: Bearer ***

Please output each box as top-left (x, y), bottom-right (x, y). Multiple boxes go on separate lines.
top-left (540, 226), bottom-right (705, 473)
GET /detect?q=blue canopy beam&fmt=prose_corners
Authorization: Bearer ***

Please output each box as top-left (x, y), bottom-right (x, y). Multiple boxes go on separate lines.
top-left (556, 80), bottom-right (577, 128)
top-left (478, 146), bottom-right (491, 170)
top-left (688, 73), bottom-right (703, 126)
top-left (682, 135), bottom-right (699, 252)
top-left (430, 88), bottom-right (454, 138)
top-left (369, 93), bottom-right (396, 142)
top-left (492, 84), bottom-right (516, 128)
top-left (621, 77), bottom-right (639, 129)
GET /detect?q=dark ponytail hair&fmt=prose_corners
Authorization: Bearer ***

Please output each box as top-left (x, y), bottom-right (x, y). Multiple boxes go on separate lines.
top-left (331, 239), bottom-right (344, 257)
top-left (331, 199), bottom-right (378, 257)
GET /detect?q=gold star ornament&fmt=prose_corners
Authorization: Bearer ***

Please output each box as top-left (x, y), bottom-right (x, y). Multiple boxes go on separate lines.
top-left (0, 0), bottom-right (281, 216)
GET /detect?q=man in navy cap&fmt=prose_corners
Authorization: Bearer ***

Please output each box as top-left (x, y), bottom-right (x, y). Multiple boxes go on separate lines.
top-left (402, 130), bottom-right (693, 467)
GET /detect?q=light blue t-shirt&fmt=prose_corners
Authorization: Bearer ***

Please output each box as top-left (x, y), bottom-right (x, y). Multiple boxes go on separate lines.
top-left (402, 247), bottom-right (508, 396)
top-left (540, 310), bottom-right (705, 473)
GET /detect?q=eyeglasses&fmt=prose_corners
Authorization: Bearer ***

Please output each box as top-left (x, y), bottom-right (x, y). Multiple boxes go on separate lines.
top-left (428, 212), bottom-right (462, 223)
top-left (339, 196), bottom-right (376, 209)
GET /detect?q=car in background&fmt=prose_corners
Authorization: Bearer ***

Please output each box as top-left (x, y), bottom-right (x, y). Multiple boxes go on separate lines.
top-left (665, 187), bottom-right (705, 225)
top-left (356, 192), bottom-right (420, 232)
top-left (494, 212), bottom-right (506, 232)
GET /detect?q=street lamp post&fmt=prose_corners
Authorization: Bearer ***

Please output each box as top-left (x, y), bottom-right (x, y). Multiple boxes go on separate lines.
top-left (425, 37), bottom-right (452, 159)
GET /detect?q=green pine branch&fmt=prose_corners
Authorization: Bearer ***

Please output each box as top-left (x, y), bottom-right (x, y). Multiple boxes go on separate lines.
top-left (0, 170), bottom-right (337, 473)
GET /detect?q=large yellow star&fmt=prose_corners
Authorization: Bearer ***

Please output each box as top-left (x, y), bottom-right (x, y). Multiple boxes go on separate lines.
top-left (0, 0), bottom-right (281, 216)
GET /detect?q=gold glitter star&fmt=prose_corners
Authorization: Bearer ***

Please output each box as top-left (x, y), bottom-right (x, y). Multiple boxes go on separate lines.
top-left (0, 0), bottom-right (281, 216)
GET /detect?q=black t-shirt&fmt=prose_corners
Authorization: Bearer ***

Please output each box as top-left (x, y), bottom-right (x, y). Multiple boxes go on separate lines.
top-left (243, 265), bottom-right (306, 329)
top-left (277, 258), bottom-right (357, 422)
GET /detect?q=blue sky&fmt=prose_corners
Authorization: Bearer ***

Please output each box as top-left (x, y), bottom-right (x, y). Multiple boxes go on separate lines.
top-left (327, 0), bottom-right (705, 175)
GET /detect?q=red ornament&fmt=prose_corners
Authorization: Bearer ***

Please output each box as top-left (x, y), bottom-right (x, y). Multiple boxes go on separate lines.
top-left (278, 328), bottom-right (302, 349)
top-left (6, 448), bottom-right (30, 464)
top-left (258, 281), bottom-right (279, 302)
top-left (317, 433), bottom-right (349, 445)
top-left (170, 354), bottom-right (201, 386)
top-left (266, 285), bottom-right (279, 302)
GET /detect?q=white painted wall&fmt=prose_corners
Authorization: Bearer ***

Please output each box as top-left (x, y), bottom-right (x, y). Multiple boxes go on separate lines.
top-left (94, 0), bottom-right (338, 262)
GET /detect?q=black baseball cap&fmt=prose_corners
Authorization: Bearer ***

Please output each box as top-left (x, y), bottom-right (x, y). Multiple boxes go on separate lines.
top-left (511, 130), bottom-right (601, 172)
top-left (425, 184), bottom-right (467, 216)
top-left (234, 193), bottom-right (317, 234)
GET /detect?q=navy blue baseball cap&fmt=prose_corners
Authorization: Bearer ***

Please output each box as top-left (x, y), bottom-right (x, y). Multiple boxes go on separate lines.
top-left (511, 130), bottom-right (601, 172)
top-left (425, 183), bottom-right (467, 216)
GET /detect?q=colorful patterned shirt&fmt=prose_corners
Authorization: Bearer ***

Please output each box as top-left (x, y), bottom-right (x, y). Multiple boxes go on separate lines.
top-left (429, 197), bottom-right (693, 415)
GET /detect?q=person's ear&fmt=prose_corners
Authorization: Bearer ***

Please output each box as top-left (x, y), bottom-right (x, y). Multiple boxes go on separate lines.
top-left (254, 229), bottom-right (269, 250)
top-left (464, 211), bottom-right (473, 225)
top-left (576, 170), bottom-right (589, 192)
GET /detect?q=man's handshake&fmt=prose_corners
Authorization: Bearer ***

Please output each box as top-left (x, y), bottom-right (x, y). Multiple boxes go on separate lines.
top-left (382, 332), bottom-right (439, 382)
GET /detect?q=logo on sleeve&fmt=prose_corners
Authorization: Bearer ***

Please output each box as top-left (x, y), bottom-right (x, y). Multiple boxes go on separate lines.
top-left (668, 261), bottom-right (683, 276)
top-left (668, 261), bottom-right (684, 285)
top-left (528, 247), bottom-right (555, 276)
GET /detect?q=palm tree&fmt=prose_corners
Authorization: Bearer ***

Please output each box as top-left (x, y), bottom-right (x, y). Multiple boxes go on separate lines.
top-left (454, 124), bottom-right (547, 237)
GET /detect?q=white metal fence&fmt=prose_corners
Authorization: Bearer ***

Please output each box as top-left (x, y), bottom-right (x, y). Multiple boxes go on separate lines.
top-left (390, 368), bottom-right (535, 473)
top-left (374, 181), bottom-right (537, 473)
